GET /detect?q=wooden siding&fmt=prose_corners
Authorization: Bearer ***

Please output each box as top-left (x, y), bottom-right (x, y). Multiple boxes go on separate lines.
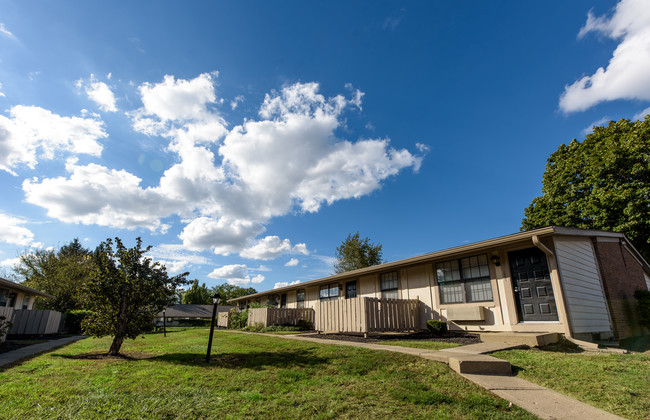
top-left (554, 238), bottom-right (611, 334)
top-left (315, 297), bottom-right (420, 333)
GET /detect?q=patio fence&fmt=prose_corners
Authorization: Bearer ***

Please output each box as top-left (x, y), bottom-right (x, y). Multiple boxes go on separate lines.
top-left (247, 307), bottom-right (315, 328)
top-left (316, 297), bottom-right (420, 333)
top-left (0, 309), bottom-right (63, 336)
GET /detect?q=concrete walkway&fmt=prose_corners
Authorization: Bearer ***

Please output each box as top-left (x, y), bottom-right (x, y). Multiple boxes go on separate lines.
top-left (256, 333), bottom-right (624, 420)
top-left (0, 336), bottom-right (85, 368)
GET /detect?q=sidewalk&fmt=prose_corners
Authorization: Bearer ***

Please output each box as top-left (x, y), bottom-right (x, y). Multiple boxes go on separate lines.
top-left (249, 332), bottom-right (623, 420)
top-left (0, 336), bottom-right (86, 368)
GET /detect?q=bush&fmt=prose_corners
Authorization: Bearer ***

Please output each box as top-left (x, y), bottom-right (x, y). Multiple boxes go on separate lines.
top-left (0, 315), bottom-right (12, 340)
top-left (426, 320), bottom-right (448, 336)
top-left (243, 322), bottom-right (265, 332)
top-left (634, 289), bottom-right (650, 329)
top-left (230, 309), bottom-right (249, 329)
top-left (64, 310), bottom-right (94, 334)
top-left (296, 318), bottom-right (313, 331)
top-left (260, 325), bottom-right (301, 333)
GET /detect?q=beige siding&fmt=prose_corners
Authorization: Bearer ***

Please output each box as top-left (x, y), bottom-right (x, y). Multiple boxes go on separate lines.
top-left (402, 265), bottom-right (436, 328)
top-left (554, 237), bottom-right (611, 334)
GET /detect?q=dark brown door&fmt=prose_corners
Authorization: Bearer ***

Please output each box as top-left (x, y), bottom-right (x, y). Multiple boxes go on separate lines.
top-left (508, 247), bottom-right (558, 322)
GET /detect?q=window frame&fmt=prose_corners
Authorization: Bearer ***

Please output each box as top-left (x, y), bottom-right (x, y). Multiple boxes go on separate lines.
top-left (296, 289), bottom-right (306, 308)
top-left (345, 281), bottom-right (357, 299)
top-left (319, 283), bottom-right (340, 301)
top-left (380, 271), bottom-right (399, 299)
top-left (436, 254), bottom-right (493, 304)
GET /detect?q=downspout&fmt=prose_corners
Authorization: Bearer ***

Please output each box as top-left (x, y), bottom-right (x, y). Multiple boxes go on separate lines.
top-left (532, 235), bottom-right (575, 340)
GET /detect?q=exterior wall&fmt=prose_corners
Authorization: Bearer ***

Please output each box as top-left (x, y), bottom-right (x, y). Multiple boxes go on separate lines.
top-left (554, 237), bottom-right (612, 339)
top-left (592, 239), bottom-right (649, 338)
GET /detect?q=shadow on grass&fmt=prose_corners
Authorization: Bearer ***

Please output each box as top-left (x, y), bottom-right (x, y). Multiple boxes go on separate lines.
top-left (619, 335), bottom-right (650, 353)
top-left (54, 348), bottom-right (331, 369)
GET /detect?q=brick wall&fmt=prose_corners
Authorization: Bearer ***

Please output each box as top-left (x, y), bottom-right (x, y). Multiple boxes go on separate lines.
top-left (593, 240), bottom-right (648, 339)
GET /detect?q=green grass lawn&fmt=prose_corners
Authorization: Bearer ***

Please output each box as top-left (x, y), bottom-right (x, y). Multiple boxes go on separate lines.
top-left (493, 343), bottom-right (650, 420)
top-left (0, 328), bottom-right (534, 419)
top-left (375, 340), bottom-right (459, 351)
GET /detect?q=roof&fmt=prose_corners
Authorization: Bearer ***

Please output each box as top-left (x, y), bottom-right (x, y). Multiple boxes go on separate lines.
top-left (157, 304), bottom-right (235, 318)
top-left (228, 226), bottom-right (643, 303)
top-left (0, 277), bottom-right (55, 299)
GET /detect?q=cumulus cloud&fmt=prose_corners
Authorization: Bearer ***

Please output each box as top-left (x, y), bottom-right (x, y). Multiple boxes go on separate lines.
top-left (155, 259), bottom-right (189, 274)
top-left (274, 280), bottom-right (301, 289)
top-left (0, 257), bottom-right (21, 268)
top-left (0, 212), bottom-right (36, 246)
top-left (240, 236), bottom-right (309, 260)
top-left (0, 105), bottom-right (107, 174)
top-left (77, 75), bottom-right (117, 112)
top-left (22, 75), bottom-right (424, 258)
top-left (285, 258), bottom-right (299, 267)
top-left (207, 263), bottom-right (264, 286)
top-left (560, 0), bottom-right (650, 112)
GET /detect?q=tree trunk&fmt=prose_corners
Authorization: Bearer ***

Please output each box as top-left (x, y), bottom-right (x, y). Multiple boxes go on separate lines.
top-left (109, 335), bottom-right (124, 355)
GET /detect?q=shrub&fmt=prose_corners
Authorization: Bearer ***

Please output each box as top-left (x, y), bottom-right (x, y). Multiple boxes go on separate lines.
top-left (260, 325), bottom-right (301, 333)
top-left (0, 315), bottom-right (12, 340)
top-left (64, 310), bottom-right (94, 334)
top-left (243, 322), bottom-right (265, 332)
top-left (634, 289), bottom-right (650, 329)
top-left (426, 320), bottom-right (448, 336)
top-left (296, 318), bottom-right (313, 331)
top-left (230, 309), bottom-right (249, 329)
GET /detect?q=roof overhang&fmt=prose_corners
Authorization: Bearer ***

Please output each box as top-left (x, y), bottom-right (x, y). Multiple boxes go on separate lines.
top-left (0, 277), bottom-right (55, 299)
top-left (227, 226), bottom-right (641, 303)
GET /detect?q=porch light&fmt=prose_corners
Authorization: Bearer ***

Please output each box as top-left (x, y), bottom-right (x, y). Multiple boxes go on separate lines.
top-left (490, 255), bottom-right (501, 266)
top-left (206, 293), bottom-right (221, 363)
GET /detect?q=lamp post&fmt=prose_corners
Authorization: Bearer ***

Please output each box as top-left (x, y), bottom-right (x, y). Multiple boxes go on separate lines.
top-left (163, 309), bottom-right (167, 337)
top-left (206, 293), bottom-right (221, 363)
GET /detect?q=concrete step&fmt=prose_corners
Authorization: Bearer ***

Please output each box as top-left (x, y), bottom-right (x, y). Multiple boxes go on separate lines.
top-left (478, 332), bottom-right (560, 347)
top-left (447, 354), bottom-right (512, 375)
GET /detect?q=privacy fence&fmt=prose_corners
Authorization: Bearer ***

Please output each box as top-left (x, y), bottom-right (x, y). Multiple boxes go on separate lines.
top-left (0, 308), bottom-right (63, 339)
top-left (247, 307), bottom-right (315, 328)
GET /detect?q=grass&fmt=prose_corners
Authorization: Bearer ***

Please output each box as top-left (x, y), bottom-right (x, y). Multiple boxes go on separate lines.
top-left (375, 340), bottom-right (460, 351)
top-left (493, 340), bottom-right (650, 420)
top-left (0, 328), bottom-right (534, 419)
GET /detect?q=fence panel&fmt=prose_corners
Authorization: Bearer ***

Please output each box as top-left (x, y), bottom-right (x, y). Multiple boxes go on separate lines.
top-left (247, 307), bottom-right (314, 328)
top-left (7, 310), bottom-right (63, 335)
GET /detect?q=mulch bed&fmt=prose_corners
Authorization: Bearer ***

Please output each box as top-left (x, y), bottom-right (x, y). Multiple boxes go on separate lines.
top-left (303, 331), bottom-right (481, 346)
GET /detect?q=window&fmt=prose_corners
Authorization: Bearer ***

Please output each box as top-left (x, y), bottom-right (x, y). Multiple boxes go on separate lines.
top-left (22, 295), bottom-right (31, 310)
top-left (296, 290), bottom-right (305, 308)
top-left (345, 281), bottom-right (357, 299)
top-left (380, 272), bottom-right (399, 299)
top-left (266, 295), bottom-right (279, 307)
top-left (7, 292), bottom-right (16, 308)
top-left (319, 283), bottom-right (339, 301)
top-left (436, 254), bottom-right (493, 304)
top-left (0, 288), bottom-right (8, 307)
top-left (280, 294), bottom-right (287, 308)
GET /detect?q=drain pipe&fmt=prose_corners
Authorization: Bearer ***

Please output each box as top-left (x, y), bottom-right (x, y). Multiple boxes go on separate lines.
top-left (532, 235), bottom-right (575, 341)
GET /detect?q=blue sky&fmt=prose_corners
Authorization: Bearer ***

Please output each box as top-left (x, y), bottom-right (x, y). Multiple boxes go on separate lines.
top-left (1, 0), bottom-right (649, 291)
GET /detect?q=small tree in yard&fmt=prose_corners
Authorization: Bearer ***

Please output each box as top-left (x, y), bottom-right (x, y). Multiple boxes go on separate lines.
top-left (81, 237), bottom-right (189, 355)
top-left (333, 232), bottom-right (384, 274)
top-left (182, 279), bottom-right (212, 304)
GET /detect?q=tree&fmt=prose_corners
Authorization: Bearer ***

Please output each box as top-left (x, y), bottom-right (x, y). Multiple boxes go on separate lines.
top-left (182, 280), bottom-right (212, 304)
top-left (522, 116), bottom-right (650, 261)
top-left (16, 238), bottom-right (93, 312)
top-left (212, 283), bottom-right (257, 303)
top-left (80, 237), bottom-right (189, 355)
top-left (333, 232), bottom-right (384, 274)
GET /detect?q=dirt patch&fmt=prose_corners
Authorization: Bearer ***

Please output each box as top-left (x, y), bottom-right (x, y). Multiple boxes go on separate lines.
top-left (302, 331), bottom-right (480, 346)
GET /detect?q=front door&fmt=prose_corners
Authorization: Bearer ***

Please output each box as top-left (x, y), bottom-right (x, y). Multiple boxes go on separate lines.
top-left (508, 247), bottom-right (559, 322)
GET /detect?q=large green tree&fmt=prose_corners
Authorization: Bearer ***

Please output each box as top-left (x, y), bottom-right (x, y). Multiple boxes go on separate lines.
top-left (212, 283), bottom-right (257, 303)
top-left (522, 116), bottom-right (650, 260)
top-left (182, 280), bottom-right (212, 304)
top-left (333, 232), bottom-right (384, 274)
top-left (16, 238), bottom-right (93, 312)
top-left (81, 237), bottom-right (189, 355)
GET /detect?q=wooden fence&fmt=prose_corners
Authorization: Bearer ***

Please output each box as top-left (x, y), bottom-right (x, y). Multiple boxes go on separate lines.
top-left (316, 297), bottom-right (420, 333)
top-left (4, 309), bottom-right (63, 335)
top-left (0, 306), bottom-right (15, 343)
top-left (247, 308), bottom-right (315, 328)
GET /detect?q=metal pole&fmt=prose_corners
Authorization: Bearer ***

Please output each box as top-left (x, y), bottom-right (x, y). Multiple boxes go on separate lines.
top-left (163, 310), bottom-right (167, 337)
top-left (205, 302), bottom-right (218, 363)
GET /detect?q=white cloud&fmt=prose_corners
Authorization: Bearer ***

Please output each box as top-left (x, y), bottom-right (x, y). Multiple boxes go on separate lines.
top-left (0, 82), bottom-right (5, 97)
top-left (0, 212), bottom-right (35, 246)
top-left (560, 0), bottom-right (650, 112)
top-left (77, 75), bottom-right (117, 112)
top-left (207, 263), bottom-right (264, 286)
top-left (274, 280), bottom-right (300, 289)
top-left (581, 117), bottom-right (611, 136)
top-left (0, 105), bottom-right (107, 174)
top-left (0, 257), bottom-right (21, 268)
top-left (149, 244), bottom-right (210, 265)
top-left (252, 265), bottom-right (272, 272)
top-left (285, 258), bottom-right (299, 267)
top-left (240, 236), bottom-right (309, 260)
top-left (156, 259), bottom-right (188, 274)
top-left (633, 106), bottom-right (650, 120)
top-left (0, 23), bottom-right (16, 39)
top-left (22, 76), bottom-right (424, 259)
top-left (230, 95), bottom-right (244, 110)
